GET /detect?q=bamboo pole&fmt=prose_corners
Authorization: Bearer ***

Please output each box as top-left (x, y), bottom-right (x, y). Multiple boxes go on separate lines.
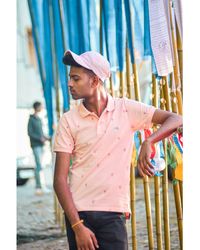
top-left (168, 0), bottom-right (182, 115)
top-left (132, 63), bottom-right (140, 101)
top-left (54, 195), bottom-right (59, 223)
top-left (162, 138), bottom-right (171, 250)
top-left (126, 42), bottom-right (131, 99)
top-left (61, 211), bottom-right (66, 234)
top-left (138, 127), bottom-right (154, 250)
top-left (109, 75), bottom-right (115, 97)
top-left (130, 161), bottom-right (137, 250)
top-left (119, 71), bottom-right (125, 97)
top-left (49, 1), bottom-right (62, 226)
top-left (179, 180), bottom-right (183, 208)
top-left (126, 46), bottom-right (137, 250)
top-left (175, 21), bottom-right (183, 90)
top-left (154, 176), bottom-right (163, 249)
top-left (173, 180), bottom-right (183, 249)
top-left (162, 76), bottom-right (183, 249)
top-left (170, 73), bottom-right (178, 114)
top-left (131, 56), bottom-right (154, 250)
top-left (160, 80), bottom-right (171, 250)
top-left (169, 74), bottom-right (183, 206)
top-left (126, 1), bottom-right (153, 248)
top-left (131, 47), bottom-right (154, 250)
top-left (152, 75), bottom-right (163, 250)
top-left (143, 176), bottom-right (154, 250)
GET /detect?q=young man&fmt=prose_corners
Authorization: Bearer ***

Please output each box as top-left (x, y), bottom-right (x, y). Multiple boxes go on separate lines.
top-left (28, 102), bottom-right (51, 195)
top-left (53, 50), bottom-right (182, 250)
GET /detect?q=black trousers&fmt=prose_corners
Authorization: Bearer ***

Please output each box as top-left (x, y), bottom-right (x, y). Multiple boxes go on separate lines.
top-left (65, 211), bottom-right (128, 250)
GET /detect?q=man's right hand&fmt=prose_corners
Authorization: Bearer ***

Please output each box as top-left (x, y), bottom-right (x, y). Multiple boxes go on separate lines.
top-left (73, 223), bottom-right (99, 250)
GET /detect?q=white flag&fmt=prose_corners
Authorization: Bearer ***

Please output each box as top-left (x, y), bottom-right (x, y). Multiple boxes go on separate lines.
top-left (148, 0), bottom-right (173, 76)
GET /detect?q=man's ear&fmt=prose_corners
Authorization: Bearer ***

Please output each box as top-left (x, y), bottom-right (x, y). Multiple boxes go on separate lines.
top-left (91, 75), bottom-right (99, 88)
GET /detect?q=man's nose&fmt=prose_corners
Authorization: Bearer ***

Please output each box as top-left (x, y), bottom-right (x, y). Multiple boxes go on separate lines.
top-left (68, 79), bottom-right (73, 87)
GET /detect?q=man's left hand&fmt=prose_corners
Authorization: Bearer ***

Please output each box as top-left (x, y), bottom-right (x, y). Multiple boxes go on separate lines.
top-left (137, 140), bottom-right (154, 177)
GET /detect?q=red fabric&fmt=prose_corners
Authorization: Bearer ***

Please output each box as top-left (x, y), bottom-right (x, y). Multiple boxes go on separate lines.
top-left (144, 129), bottom-right (156, 158)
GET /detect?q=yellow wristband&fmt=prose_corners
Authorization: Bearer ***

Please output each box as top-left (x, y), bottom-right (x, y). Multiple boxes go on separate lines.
top-left (71, 219), bottom-right (84, 229)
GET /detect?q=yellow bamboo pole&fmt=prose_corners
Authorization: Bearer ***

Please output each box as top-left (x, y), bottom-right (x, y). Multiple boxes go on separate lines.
top-left (109, 75), bottom-right (115, 97)
top-left (126, 2), bottom-right (153, 248)
top-left (152, 75), bottom-right (163, 250)
top-left (169, 73), bottom-right (178, 114)
top-left (132, 63), bottom-right (141, 101)
top-left (162, 76), bottom-right (183, 249)
top-left (169, 74), bottom-right (183, 206)
top-left (154, 176), bottom-right (163, 249)
top-left (152, 75), bottom-right (158, 108)
top-left (130, 161), bottom-right (137, 250)
top-left (125, 30), bottom-right (153, 249)
top-left (179, 180), bottom-right (183, 208)
top-left (162, 138), bottom-right (171, 250)
top-left (119, 71), bottom-right (125, 97)
top-left (49, 1), bottom-right (62, 227)
top-left (138, 123), bottom-right (154, 250)
top-left (160, 79), bottom-right (171, 250)
top-left (175, 21), bottom-right (183, 90)
top-left (126, 45), bottom-right (137, 250)
top-left (168, 1), bottom-right (182, 115)
top-left (132, 58), bottom-right (154, 250)
top-left (143, 175), bottom-right (154, 250)
top-left (126, 42), bottom-right (131, 99)
top-left (54, 195), bottom-right (59, 224)
top-left (162, 77), bottom-right (171, 111)
top-left (173, 180), bottom-right (183, 249)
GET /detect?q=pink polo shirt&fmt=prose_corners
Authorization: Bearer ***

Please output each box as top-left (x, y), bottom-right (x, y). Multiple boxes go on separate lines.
top-left (53, 94), bottom-right (156, 213)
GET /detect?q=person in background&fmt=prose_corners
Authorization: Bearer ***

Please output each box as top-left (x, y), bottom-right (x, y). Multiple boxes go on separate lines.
top-left (28, 101), bottom-right (51, 195)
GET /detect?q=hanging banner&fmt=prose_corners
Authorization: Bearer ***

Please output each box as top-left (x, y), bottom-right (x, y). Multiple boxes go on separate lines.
top-left (51, 0), bottom-right (70, 112)
top-left (148, 0), bottom-right (173, 76)
top-left (114, 0), bottom-right (126, 71)
top-left (102, 0), bottom-right (118, 71)
top-left (88, 0), bottom-right (99, 52)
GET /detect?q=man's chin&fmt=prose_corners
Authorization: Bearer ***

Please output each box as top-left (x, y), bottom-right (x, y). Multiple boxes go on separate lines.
top-left (70, 94), bottom-right (81, 100)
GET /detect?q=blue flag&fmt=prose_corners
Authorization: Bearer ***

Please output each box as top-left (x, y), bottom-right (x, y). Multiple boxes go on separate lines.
top-left (28, 0), bottom-right (54, 136)
top-left (144, 0), bottom-right (158, 76)
top-left (114, 0), bottom-right (126, 72)
top-left (88, 0), bottom-right (99, 52)
top-left (51, 0), bottom-right (70, 112)
top-left (102, 0), bottom-right (118, 71)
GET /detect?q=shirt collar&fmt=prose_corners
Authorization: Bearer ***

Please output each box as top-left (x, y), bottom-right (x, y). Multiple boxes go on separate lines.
top-left (78, 93), bottom-right (115, 118)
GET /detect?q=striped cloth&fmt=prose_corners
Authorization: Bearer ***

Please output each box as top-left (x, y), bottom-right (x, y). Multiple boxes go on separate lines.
top-left (148, 0), bottom-right (173, 76)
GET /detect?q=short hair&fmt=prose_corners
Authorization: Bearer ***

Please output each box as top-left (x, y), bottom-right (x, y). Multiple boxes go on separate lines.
top-left (33, 101), bottom-right (42, 110)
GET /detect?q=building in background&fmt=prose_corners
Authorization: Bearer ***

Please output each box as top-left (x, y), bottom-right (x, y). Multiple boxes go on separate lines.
top-left (17, 0), bottom-right (51, 167)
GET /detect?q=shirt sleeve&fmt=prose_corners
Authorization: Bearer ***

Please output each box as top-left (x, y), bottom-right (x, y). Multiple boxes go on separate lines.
top-left (53, 114), bottom-right (74, 153)
top-left (123, 98), bottom-right (156, 131)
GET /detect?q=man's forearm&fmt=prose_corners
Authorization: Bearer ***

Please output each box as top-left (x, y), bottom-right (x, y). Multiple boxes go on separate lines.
top-left (53, 177), bottom-right (80, 226)
top-left (147, 115), bottom-right (182, 144)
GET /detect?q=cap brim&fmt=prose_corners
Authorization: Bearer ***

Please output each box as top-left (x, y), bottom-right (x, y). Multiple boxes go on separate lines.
top-left (62, 51), bottom-right (81, 66)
